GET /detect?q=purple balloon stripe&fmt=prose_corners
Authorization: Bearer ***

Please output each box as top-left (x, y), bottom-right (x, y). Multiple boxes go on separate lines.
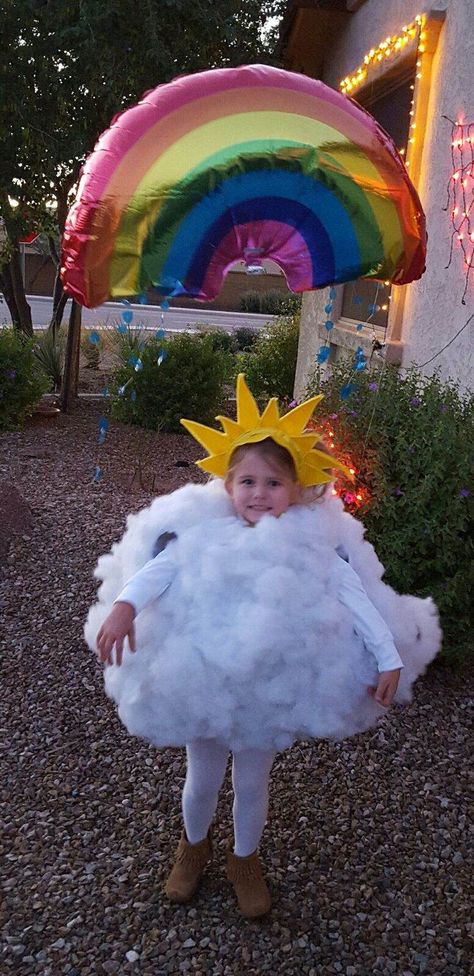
top-left (200, 221), bottom-right (314, 298)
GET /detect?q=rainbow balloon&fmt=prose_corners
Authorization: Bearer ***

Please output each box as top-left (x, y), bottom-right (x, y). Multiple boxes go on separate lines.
top-left (61, 64), bottom-right (426, 308)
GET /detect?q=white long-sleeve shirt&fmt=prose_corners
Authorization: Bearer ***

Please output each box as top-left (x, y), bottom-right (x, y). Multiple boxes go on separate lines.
top-left (115, 544), bottom-right (403, 674)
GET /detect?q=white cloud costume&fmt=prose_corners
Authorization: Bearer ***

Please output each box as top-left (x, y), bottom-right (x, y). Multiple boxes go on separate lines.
top-left (85, 480), bottom-right (441, 751)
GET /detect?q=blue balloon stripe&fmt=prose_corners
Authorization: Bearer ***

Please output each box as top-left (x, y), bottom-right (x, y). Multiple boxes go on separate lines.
top-left (184, 198), bottom-right (336, 291)
top-left (152, 171), bottom-right (362, 291)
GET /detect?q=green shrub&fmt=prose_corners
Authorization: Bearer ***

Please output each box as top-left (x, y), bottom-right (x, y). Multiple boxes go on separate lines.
top-left (239, 289), bottom-right (302, 316)
top-left (238, 313), bottom-right (300, 400)
top-left (34, 328), bottom-right (66, 391)
top-left (239, 290), bottom-right (262, 313)
top-left (306, 360), bottom-right (474, 666)
top-left (0, 328), bottom-right (49, 430)
top-left (196, 326), bottom-right (238, 356)
top-left (234, 327), bottom-right (259, 352)
top-left (110, 332), bottom-right (230, 433)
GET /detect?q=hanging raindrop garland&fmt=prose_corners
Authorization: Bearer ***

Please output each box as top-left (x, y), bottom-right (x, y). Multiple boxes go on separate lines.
top-left (92, 296), bottom-right (169, 484)
top-left (315, 279), bottom-right (386, 384)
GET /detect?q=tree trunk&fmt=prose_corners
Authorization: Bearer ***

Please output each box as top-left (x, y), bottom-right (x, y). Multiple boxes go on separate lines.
top-left (49, 272), bottom-right (69, 337)
top-left (60, 299), bottom-right (82, 412)
top-left (0, 251), bottom-right (33, 335)
top-left (0, 264), bottom-right (21, 329)
top-left (49, 185), bottom-right (74, 336)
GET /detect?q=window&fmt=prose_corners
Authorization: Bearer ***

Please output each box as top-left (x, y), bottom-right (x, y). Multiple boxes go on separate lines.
top-left (334, 11), bottom-right (445, 351)
top-left (340, 68), bottom-right (416, 332)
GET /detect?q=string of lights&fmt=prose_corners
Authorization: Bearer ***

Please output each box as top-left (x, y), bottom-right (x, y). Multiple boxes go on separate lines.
top-left (340, 15), bottom-right (424, 100)
top-left (442, 116), bottom-right (474, 304)
top-left (339, 14), bottom-right (426, 173)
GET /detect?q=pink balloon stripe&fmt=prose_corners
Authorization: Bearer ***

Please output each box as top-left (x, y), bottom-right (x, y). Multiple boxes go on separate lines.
top-left (198, 221), bottom-right (314, 300)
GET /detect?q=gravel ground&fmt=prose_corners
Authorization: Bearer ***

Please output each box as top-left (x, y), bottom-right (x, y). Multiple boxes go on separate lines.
top-left (1, 401), bottom-right (473, 976)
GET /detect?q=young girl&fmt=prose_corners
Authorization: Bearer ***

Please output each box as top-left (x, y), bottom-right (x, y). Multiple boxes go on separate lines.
top-left (87, 375), bottom-right (441, 919)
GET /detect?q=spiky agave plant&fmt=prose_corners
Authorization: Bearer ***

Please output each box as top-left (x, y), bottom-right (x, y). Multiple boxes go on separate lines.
top-left (33, 329), bottom-right (66, 392)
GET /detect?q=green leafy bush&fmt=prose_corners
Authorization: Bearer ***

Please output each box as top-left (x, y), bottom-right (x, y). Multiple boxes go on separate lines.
top-left (0, 328), bottom-right (49, 430)
top-left (306, 361), bottom-right (474, 666)
top-left (34, 328), bottom-right (66, 391)
top-left (110, 332), bottom-right (230, 433)
top-left (196, 326), bottom-right (238, 356)
top-left (238, 313), bottom-right (300, 400)
top-left (234, 327), bottom-right (259, 352)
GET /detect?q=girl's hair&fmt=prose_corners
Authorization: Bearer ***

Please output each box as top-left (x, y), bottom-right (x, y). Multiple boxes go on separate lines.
top-left (227, 438), bottom-right (297, 480)
top-left (227, 437), bottom-right (335, 501)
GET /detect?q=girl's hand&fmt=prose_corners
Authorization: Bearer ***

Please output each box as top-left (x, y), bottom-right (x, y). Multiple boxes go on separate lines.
top-left (369, 668), bottom-right (401, 707)
top-left (96, 602), bottom-right (136, 667)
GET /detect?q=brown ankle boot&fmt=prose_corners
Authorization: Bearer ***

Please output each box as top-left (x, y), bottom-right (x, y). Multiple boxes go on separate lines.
top-left (226, 850), bottom-right (271, 918)
top-left (164, 830), bottom-right (212, 903)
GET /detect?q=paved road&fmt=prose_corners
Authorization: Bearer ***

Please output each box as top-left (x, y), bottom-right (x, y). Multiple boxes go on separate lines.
top-left (2, 294), bottom-right (275, 333)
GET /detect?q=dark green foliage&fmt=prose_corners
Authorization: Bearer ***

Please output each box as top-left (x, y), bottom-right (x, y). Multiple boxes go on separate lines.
top-left (110, 333), bottom-right (230, 433)
top-left (108, 325), bottom-right (146, 368)
top-left (80, 329), bottom-right (102, 370)
top-left (240, 291), bottom-right (272, 315)
top-left (34, 329), bottom-right (66, 391)
top-left (239, 314), bottom-right (300, 400)
top-left (234, 327), bottom-right (259, 351)
top-left (0, 328), bottom-right (49, 430)
top-left (1, 0), bottom-right (285, 329)
top-left (239, 290), bottom-right (302, 316)
top-left (306, 361), bottom-right (474, 666)
top-left (197, 327), bottom-right (238, 356)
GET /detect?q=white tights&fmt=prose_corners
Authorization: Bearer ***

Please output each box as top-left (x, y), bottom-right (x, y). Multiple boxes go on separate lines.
top-left (182, 738), bottom-right (276, 857)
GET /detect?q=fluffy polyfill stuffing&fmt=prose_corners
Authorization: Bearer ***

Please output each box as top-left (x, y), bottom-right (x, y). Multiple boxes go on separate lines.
top-left (85, 481), bottom-right (441, 750)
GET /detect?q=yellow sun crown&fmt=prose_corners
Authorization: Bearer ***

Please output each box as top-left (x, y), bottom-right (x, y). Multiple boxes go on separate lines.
top-left (181, 374), bottom-right (351, 487)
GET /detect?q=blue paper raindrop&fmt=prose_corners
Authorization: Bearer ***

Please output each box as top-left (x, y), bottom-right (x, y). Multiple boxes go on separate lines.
top-left (340, 383), bottom-right (355, 400)
top-left (316, 345), bottom-right (330, 364)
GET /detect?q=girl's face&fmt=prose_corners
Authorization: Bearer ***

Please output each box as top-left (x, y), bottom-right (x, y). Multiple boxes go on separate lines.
top-left (225, 452), bottom-right (301, 525)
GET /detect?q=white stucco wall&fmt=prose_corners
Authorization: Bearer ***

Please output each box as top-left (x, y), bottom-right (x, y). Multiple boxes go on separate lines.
top-left (296, 0), bottom-right (473, 397)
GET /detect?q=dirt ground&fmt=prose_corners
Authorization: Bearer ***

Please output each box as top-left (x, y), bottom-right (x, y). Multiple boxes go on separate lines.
top-left (1, 400), bottom-right (472, 976)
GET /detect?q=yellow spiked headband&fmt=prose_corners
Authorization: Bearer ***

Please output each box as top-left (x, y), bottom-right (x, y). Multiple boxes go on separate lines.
top-left (181, 374), bottom-right (351, 487)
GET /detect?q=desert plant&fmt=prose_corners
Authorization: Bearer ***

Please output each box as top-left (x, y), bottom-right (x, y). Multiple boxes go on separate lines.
top-left (306, 360), bottom-right (474, 666)
top-left (108, 323), bottom-right (147, 368)
top-left (0, 328), bottom-right (49, 430)
top-left (110, 332), bottom-right (230, 433)
top-left (81, 328), bottom-right (103, 369)
top-left (34, 328), bottom-right (66, 392)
